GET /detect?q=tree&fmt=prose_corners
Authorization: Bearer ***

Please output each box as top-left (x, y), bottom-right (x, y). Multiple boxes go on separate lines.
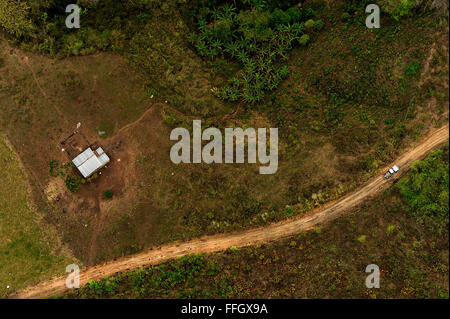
top-left (0, 0), bottom-right (33, 37)
top-left (0, 0), bottom-right (54, 37)
top-left (104, 189), bottom-right (113, 199)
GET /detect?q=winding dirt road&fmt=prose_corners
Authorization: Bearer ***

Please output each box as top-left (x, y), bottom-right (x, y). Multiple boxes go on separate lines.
top-left (13, 122), bottom-right (449, 299)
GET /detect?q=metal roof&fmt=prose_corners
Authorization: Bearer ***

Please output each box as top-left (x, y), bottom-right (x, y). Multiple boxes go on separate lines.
top-left (98, 153), bottom-right (110, 165)
top-left (72, 147), bottom-right (110, 178)
top-left (72, 148), bottom-right (94, 167)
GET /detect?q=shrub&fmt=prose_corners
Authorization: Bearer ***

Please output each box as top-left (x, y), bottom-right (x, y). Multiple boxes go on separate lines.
top-left (0, 0), bottom-right (34, 37)
top-left (49, 160), bottom-right (59, 177)
top-left (104, 189), bottom-right (113, 199)
top-left (65, 176), bottom-right (82, 193)
top-left (378, 0), bottom-right (446, 20)
top-left (299, 34), bottom-right (310, 45)
top-left (314, 19), bottom-right (324, 31)
top-left (357, 235), bottom-right (367, 243)
top-left (270, 8), bottom-right (292, 26)
top-left (405, 61), bottom-right (420, 77)
top-left (304, 19), bottom-right (315, 29)
top-left (341, 12), bottom-right (351, 21)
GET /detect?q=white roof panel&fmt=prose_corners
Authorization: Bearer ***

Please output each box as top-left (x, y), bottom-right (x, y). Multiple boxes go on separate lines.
top-left (98, 153), bottom-right (110, 165)
top-left (78, 155), bottom-right (103, 178)
top-left (72, 148), bottom-right (94, 167)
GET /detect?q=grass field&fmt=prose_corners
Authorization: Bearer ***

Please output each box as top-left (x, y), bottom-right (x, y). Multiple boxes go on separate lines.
top-left (0, 136), bottom-right (75, 297)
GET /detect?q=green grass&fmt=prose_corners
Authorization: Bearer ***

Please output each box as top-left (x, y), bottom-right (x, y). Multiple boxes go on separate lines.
top-left (0, 137), bottom-right (75, 297)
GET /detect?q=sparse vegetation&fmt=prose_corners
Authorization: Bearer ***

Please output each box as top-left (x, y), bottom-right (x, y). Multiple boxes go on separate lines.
top-left (60, 147), bottom-right (449, 299)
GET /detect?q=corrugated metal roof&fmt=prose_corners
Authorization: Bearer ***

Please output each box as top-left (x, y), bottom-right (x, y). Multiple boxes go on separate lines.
top-left (72, 148), bottom-right (94, 167)
top-left (78, 156), bottom-right (103, 178)
top-left (98, 153), bottom-right (110, 166)
top-left (72, 147), bottom-right (110, 178)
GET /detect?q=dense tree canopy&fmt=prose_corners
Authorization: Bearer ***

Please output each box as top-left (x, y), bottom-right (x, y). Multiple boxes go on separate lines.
top-left (0, 0), bottom-right (34, 37)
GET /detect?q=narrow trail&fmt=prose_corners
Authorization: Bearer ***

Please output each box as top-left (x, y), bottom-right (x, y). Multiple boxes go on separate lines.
top-left (20, 56), bottom-right (65, 119)
top-left (14, 121), bottom-right (449, 299)
top-left (115, 102), bottom-right (239, 137)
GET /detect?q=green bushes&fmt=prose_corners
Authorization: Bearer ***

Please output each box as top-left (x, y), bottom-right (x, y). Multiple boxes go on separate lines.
top-left (313, 19), bottom-right (324, 30)
top-left (343, 0), bottom-right (448, 20)
top-left (49, 160), bottom-right (60, 177)
top-left (405, 61), bottom-right (421, 77)
top-left (0, 0), bottom-right (57, 37)
top-left (49, 159), bottom-right (72, 178)
top-left (298, 34), bottom-right (310, 45)
top-left (65, 175), bottom-right (82, 193)
top-left (379, 0), bottom-right (420, 21)
top-left (49, 159), bottom-right (83, 193)
top-left (367, 0), bottom-right (449, 20)
top-left (0, 0), bottom-right (34, 37)
top-left (104, 189), bottom-right (113, 199)
top-left (304, 19), bottom-right (315, 29)
top-left (188, 2), bottom-right (324, 105)
top-left (64, 254), bottom-right (218, 298)
top-left (396, 147), bottom-right (449, 229)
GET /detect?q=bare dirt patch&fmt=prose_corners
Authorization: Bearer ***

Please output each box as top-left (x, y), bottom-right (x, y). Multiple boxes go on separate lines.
top-left (44, 178), bottom-right (66, 203)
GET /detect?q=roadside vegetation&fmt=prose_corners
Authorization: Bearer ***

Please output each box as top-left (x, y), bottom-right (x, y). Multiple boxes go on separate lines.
top-left (0, 137), bottom-right (75, 297)
top-left (397, 148), bottom-right (449, 231)
top-left (61, 146), bottom-right (449, 299)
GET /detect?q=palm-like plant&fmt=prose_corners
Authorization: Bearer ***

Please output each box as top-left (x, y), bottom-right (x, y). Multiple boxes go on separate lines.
top-left (191, 2), bottom-right (320, 105)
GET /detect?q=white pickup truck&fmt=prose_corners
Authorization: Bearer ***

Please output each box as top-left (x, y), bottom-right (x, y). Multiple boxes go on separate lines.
top-left (383, 165), bottom-right (400, 179)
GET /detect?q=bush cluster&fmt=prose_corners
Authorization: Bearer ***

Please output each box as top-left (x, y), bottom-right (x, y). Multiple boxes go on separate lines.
top-left (396, 147), bottom-right (449, 230)
top-left (188, 1), bottom-right (325, 104)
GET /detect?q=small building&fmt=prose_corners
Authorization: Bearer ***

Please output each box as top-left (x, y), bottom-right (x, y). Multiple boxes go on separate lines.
top-left (61, 128), bottom-right (110, 179)
top-left (72, 147), bottom-right (110, 178)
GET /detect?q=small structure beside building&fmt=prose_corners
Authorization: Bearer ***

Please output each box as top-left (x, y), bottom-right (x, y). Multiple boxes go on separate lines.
top-left (61, 127), bottom-right (110, 179)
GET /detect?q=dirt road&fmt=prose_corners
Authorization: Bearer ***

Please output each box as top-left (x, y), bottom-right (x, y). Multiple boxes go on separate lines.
top-left (13, 123), bottom-right (449, 299)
